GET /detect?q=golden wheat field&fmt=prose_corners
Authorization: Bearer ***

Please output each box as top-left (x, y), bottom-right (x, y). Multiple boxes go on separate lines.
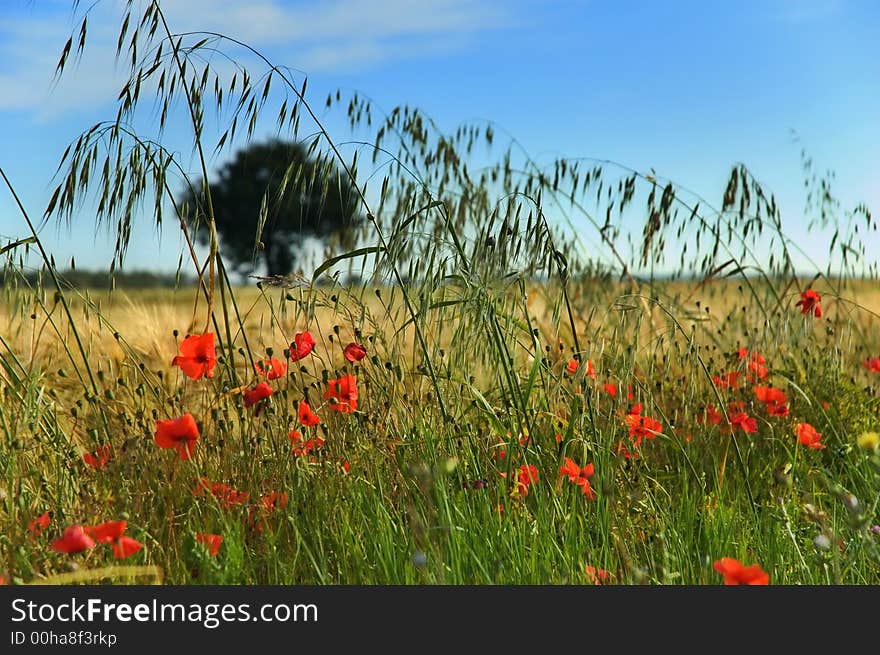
top-left (5, 277), bottom-right (880, 380)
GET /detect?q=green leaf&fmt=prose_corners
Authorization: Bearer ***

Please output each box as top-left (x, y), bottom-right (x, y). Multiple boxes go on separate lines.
top-left (311, 246), bottom-right (384, 283)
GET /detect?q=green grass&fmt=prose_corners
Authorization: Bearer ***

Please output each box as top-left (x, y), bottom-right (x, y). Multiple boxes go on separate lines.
top-left (1, 277), bottom-right (879, 585)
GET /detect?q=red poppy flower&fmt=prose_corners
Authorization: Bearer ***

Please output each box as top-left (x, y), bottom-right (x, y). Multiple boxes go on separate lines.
top-left (627, 414), bottom-right (663, 444)
top-left (753, 386), bottom-right (789, 417)
top-left (796, 422), bottom-right (824, 449)
top-left (248, 491), bottom-right (289, 531)
top-left (344, 342), bottom-right (367, 362)
top-left (585, 565), bottom-right (612, 585)
top-left (559, 458), bottom-right (597, 500)
top-left (112, 536), bottom-right (143, 559)
top-left (243, 381), bottom-right (273, 408)
top-left (737, 349), bottom-right (768, 381)
top-left (29, 511), bottom-right (50, 537)
top-left (713, 557), bottom-right (770, 585)
top-left (698, 404), bottom-right (724, 426)
top-left (863, 357), bottom-right (880, 374)
top-left (616, 441), bottom-right (639, 460)
top-left (254, 357), bottom-right (287, 380)
top-left (288, 430), bottom-right (325, 458)
top-left (560, 458), bottom-right (580, 479)
top-left (603, 382), bottom-right (618, 397)
top-left (324, 374), bottom-right (358, 413)
top-left (301, 436), bottom-right (325, 457)
top-left (566, 359), bottom-right (595, 378)
top-left (82, 443), bottom-right (113, 470)
top-left (194, 477), bottom-right (249, 509)
top-left (171, 333), bottom-right (216, 379)
top-left (729, 412), bottom-right (758, 434)
top-left (753, 386), bottom-right (785, 404)
top-left (298, 400), bottom-right (321, 427)
top-left (83, 520), bottom-right (141, 558)
top-left (795, 289), bottom-right (822, 318)
top-left (493, 439), bottom-right (508, 461)
top-left (712, 371), bottom-right (740, 389)
top-left (154, 413), bottom-right (200, 460)
top-left (51, 525), bottom-right (96, 554)
top-left (586, 360), bottom-right (596, 379)
top-left (290, 331), bottom-right (316, 362)
top-left (559, 458), bottom-right (586, 480)
top-left (515, 464), bottom-right (539, 496)
top-left (625, 405), bottom-right (662, 445)
top-left (196, 533), bottom-right (223, 557)
top-left (765, 401), bottom-right (790, 417)
top-left (264, 491), bottom-right (289, 510)
top-left (86, 520), bottom-right (127, 543)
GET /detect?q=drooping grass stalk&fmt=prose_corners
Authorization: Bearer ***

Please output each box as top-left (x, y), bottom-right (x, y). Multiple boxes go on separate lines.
top-left (149, 2), bottom-right (237, 377)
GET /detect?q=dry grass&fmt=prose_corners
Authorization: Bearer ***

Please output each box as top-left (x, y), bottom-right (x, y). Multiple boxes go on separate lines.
top-left (4, 277), bottom-right (880, 388)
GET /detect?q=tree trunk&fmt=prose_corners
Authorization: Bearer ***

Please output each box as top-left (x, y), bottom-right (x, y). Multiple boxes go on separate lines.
top-left (264, 234), bottom-right (294, 275)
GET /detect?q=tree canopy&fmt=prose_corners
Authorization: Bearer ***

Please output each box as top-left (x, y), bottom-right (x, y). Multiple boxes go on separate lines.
top-left (179, 139), bottom-right (363, 276)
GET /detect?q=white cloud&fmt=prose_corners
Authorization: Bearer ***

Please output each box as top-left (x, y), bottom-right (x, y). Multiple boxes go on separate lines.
top-left (159, 0), bottom-right (502, 44)
top-left (772, 0), bottom-right (843, 23)
top-left (0, 0), bottom-right (512, 115)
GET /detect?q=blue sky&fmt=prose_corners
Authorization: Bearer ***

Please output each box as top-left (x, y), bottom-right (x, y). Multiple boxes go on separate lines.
top-left (1, 0), bottom-right (877, 276)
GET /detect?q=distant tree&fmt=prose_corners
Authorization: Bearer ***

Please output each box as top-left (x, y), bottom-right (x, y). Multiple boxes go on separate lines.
top-left (179, 139), bottom-right (363, 276)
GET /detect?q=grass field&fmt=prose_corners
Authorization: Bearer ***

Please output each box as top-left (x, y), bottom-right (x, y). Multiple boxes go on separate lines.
top-left (1, 274), bottom-right (879, 585)
top-left (1, 0), bottom-right (879, 587)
